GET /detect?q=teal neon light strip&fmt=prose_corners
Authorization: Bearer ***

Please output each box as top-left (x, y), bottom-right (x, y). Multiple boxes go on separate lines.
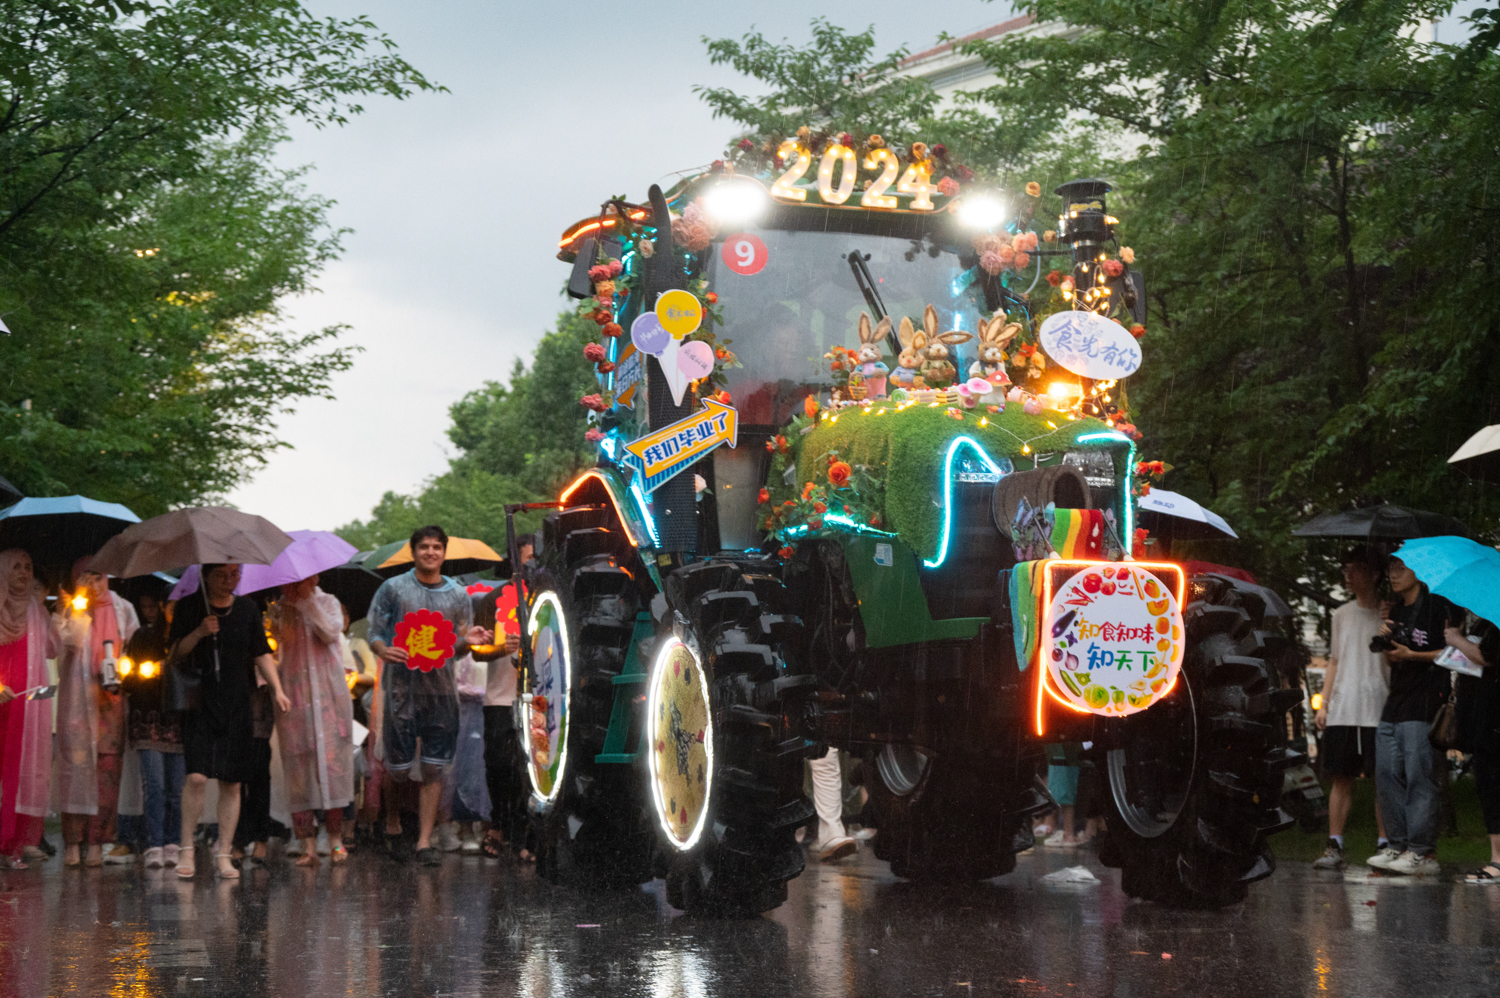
top-left (782, 512), bottom-right (897, 540)
top-left (1075, 430), bottom-right (1136, 551)
top-left (924, 435), bottom-right (1006, 569)
top-left (629, 477), bottom-right (661, 547)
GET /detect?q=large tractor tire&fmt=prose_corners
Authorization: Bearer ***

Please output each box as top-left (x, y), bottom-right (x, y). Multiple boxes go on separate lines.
top-left (648, 560), bottom-right (816, 916)
top-left (530, 504), bottom-right (656, 887)
top-left (865, 745), bottom-right (1051, 881)
top-left (1097, 574), bottom-right (1302, 907)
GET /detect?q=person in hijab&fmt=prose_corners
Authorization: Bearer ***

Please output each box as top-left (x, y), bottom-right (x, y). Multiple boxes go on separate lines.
top-left (169, 563), bottom-right (289, 880)
top-left (53, 558), bottom-right (139, 868)
top-left (273, 574), bottom-right (355, 866)
top-left (0, 550), bottom-right (60, 870)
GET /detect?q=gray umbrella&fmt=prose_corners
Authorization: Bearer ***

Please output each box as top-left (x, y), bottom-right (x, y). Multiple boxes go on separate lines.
top-left (1291, 504), bottom-right (1471, 540)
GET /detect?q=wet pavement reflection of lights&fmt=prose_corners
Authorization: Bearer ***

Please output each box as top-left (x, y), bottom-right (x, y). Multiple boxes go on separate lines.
top-left (2, 844), bottom-right (1498, 996)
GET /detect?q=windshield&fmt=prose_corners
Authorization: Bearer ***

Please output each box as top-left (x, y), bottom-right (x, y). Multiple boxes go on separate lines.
top-left (706, 225), bottom-right (988, 429)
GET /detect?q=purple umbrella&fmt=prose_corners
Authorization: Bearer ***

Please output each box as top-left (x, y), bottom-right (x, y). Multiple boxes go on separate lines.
top-left (169, 530), bottom-right (357, 600)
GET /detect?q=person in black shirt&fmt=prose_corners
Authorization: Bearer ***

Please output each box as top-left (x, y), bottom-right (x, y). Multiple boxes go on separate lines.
top-left (1369, 556), bottom-right (1456, 876)
top-left (168, 563), bottom-right (289, 880)
top-left (122, 593), bottom-right (185, 869)
top-left (1448, 613), bottom-right (1500, 883)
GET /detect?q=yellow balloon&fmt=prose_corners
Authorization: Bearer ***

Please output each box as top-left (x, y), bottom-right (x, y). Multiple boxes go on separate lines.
top-left (655, 289), bottom-right (703, 339)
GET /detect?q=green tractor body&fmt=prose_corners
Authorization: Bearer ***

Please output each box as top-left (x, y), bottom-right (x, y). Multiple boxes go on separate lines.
top-left (516, 164), bottom-right (1303, 914)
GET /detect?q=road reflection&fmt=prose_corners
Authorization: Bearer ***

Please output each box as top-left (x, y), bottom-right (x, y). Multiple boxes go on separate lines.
top-left (1, 847), bottom-right (1497, 997)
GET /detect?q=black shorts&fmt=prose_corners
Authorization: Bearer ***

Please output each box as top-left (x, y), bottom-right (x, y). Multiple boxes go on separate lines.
top-left (383, 692), bottom-right (460, 775)
top-left (1322, 725), bottom-right (1377, 779)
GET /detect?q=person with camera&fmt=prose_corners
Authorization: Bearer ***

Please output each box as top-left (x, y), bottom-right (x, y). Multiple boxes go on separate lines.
top-left (1312, 550), bottom-right (1389, 870)
top-left (1447, 612), bottom-right (1500, 884)
top-left (1368, 555), bottom-right (1457, 876)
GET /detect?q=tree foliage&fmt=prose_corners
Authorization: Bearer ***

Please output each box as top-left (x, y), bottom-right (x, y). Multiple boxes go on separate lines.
top-left (0, 1), bottom-right (436, 514)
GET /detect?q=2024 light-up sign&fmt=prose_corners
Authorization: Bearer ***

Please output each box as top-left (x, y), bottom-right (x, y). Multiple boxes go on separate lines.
top-left (769, 139), bottom-right (945, 211)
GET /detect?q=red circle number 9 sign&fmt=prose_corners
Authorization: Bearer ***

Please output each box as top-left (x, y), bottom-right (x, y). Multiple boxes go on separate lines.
top-left (721, 233), bottom-right (768, 276)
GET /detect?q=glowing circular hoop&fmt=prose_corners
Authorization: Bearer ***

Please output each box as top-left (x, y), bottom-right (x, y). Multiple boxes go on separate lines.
top-left (646, 636), bottom-right (714, 851)
top-left (522, 591), bottom-right (571, 804)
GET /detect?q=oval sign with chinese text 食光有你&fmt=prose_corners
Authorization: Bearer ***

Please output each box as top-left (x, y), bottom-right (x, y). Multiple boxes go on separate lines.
top-left (1038, 310), bottom-right (1143, 380)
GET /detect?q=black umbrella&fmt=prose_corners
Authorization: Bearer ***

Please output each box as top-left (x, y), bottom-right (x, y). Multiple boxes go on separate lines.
top-left (317, 553), bottom-right (386, 622)
top-left (1291, 504), bottom-right (1471, 540)
top-left (0, 474), bottom-right (21, 509)
top-left (0, 495), bottom-right (141, 576)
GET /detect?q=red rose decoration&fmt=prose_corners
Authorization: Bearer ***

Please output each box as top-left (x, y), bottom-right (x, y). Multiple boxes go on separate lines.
top-left (1102, 259), bottom-right (1125, 277)
top-left (1046, 270), bottom-right (1062, 287)
top-left (602, 322), bottom-right (623, 338)
top-left (758, 488), bottom-right (770, 504)
top-left (583, 343), bottom-right (607, 362)
top-left (828, 461), bottom-right (852, 487)
top-left (394, 609), bottom-right (457, 672)
top-left (1129, 324), bottom-right (1146, 339)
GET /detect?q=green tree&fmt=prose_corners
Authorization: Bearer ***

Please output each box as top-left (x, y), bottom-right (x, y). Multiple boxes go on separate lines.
top-left (0, 1), bottom-right (436, 513)
top-left (337, 310), bottom-right (601, 548)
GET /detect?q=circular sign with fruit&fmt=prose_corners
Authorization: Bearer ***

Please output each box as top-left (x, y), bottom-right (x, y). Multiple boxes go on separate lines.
top-left (1044, 564), bottom-right (1183, 716)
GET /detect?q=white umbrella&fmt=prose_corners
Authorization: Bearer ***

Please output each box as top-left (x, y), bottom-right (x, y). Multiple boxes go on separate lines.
top-left (1136, 489), bottom-right (1238, 539)
top-left (1449, 424), bottom-right (1500, 484)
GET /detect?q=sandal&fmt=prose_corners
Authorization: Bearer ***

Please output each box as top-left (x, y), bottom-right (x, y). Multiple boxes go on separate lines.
top-left (63, 845), bottom-right (81, 868)
top-left (331, 844), bottom-right (348, 864)
top-left (175, 846), bottom-right (195, 879)
top-left (1464, 864), bottom-right (1500, 885)
top-left (3, 855), bottom-right (28, 870)
top-left (480, 833), bottom-right (504, 860)
top-left (214, 853), bottom-right (240, 880)
top-left (294, 852), bottom-right (318, 868)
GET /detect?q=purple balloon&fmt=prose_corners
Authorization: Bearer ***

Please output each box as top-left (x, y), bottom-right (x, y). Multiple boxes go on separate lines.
top-left (631, 313), bottom-right (670, 356)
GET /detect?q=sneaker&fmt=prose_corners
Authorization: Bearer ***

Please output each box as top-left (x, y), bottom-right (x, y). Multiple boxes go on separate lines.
top-left (143, 846), bottom-right (165, 869)
top-left (1387, 851), bottom-right (1440, 877)
top-left (1312, 839), bottom-right (1345, 871)
top-left (438, 822), bottom-right (462, 853)
top-left (102, 844), bottom-right (135, 866)
top-left (818, 836), bottom-right (857, 862)
top-left (163, 844), bottom-right (180, 866)
top-left (1366, 847), bottom-right (1403, 870)
top-left (21, 845), bottom-right (47, 860)
top-left (459, 825), bottom-right (481, 854)
top-left (285, 839), bottom-right (304, 857)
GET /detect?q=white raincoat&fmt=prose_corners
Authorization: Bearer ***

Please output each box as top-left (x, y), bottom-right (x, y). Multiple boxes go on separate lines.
top-left (274, 589), bottom-right (354, 814)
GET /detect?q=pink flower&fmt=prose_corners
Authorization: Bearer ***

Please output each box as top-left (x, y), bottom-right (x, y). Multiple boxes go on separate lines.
top-left (584, 428), bottom-right (605, 442)
top-left (639, 240), bottom-right (655, 258)
top-left (1013, 252), bottom-right (1030, 270)
top-left (1060, 276), bottom-right (1075, 291)
top-left (998, 245), bottom-right (1015, 263)
top-left (588, 264), bottom-right (610, 282)
top-left (738, 138), bottom-right (754, 151)
top-left (1102, 259), bottom-right (1125, 277)
top-left (607, 259), bottom-right (624, 276)
top-left (579, 394), bottom-right (607, 412)
top-left (583, 343), bottom-right (607, 363)
top-left (973, 234), bottom-right (1003, 255)
top-left (980, 251), bottom-right (1005, 275)
top-left (937, 176), bottom-right (960, 197)
top-left (1023, 397), bottom-right (1043, 415)
top-left (1019, 231), bottom-right (1039, 252)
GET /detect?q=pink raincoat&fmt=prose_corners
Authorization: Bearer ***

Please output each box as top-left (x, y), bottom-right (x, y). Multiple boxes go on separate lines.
top-left (4, 597), bottom-right (61, 822)
top-left (51, 591), bottom-right (138, 815)
top-left (274, 589), bottom-right (354, 813)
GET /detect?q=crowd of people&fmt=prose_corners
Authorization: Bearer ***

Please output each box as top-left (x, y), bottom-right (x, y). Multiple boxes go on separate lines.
top-left (0, 532), bottom-right (1496, 885)
top-left (0, 526), bottom-right (525, 875)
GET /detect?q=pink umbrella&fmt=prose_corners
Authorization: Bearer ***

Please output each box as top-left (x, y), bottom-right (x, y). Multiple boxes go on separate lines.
top-left (170, 530), bottom-right (357, 600)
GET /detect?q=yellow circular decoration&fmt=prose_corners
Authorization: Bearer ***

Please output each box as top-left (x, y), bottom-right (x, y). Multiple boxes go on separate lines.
top-left (646, 637), bottom-right (713, 850)
top-left (655, 289), bottom-right (703, 339)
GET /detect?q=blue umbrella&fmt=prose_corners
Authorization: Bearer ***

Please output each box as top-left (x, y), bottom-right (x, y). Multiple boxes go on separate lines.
top-left (1393, 535), bottom-right (1500, 625)
top-left (0, 495), bottom-right (140, 573)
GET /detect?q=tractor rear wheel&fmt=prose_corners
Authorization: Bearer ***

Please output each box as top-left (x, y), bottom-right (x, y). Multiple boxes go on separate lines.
top-left (1097, 575), bottom-right (1301, 907)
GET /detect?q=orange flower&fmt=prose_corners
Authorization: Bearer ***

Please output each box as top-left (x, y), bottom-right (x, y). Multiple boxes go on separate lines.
top-left (804, 396), bottom-right (820, 417)
top-left (778, 546), bottom-right (795, 559)
top-left (1025, 181), bottom-right (1041, 197)
top-left (783, 500), bottom-right (795, 508)
top-left (775, 435), bottom-right (789, 453)
top-left (869, 514), bottom-right (881, 527)
top-left (813, 501), bottom-right (827, 514)
top-left (828, 461), bottom-right (852, 487)
top-left (758, 488), bottom-right (770, 504)
top-left (802, 481), bottom-right (816, 500)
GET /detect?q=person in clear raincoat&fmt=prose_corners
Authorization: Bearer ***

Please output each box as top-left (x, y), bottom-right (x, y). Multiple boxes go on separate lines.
top-left (52, 558), bottom-right (139, 868)
top-left (273, 575), bottom-right (355, 866)
top-left (0, 550), bottom-right (61, 870)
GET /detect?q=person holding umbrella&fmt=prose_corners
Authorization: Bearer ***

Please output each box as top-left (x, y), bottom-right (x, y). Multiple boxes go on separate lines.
top-left (272, 574), bottom-right (355, 866)
top-left (1447, 613), bottom-right (1500, 883)
top-left (0, 550), bottom-right (60, 870)
top-left (367, 526), bottom-right (494, 866)
top-left (53, 560), bottom-right (140, 868)
top-left (168, 563), bottom-right (290, 880)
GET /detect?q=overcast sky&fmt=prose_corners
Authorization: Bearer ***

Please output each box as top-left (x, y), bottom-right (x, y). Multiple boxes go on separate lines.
top-left (223, 0), bottom-right (1018, 531)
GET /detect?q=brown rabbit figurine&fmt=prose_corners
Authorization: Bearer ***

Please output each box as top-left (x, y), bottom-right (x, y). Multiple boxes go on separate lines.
top-left (916, 304), bottom-right (973, 388)
top-left (854, 312), bottom-right (891, 398)
top-left (969, 313), bottom-right (1020, 386)
top-left (891, 315), bottom-right (927, 390)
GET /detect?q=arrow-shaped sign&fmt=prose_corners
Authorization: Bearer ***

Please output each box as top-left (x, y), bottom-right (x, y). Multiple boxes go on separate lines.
top-left (619, 398), bottom-right (738, 494)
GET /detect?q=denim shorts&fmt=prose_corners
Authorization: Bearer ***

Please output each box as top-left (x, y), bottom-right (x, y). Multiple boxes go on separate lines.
top-left (383, 692), bottom-right (460, 773)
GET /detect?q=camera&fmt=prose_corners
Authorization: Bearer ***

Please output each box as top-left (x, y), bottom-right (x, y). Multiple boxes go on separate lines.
top-left (1370, 622), bottom-right (1415, 653)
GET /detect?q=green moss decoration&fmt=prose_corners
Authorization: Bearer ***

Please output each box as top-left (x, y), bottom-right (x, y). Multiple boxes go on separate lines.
top-left (792, 400), bottom-right (1115, 560)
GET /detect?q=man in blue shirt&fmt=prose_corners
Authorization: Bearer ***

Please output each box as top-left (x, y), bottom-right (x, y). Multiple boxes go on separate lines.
top-left (368, 526), bottom-right (493, 865)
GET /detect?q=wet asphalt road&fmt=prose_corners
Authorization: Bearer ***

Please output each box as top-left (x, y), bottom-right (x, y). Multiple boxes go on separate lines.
top-left (1, 843), bottom-right (1497, 997)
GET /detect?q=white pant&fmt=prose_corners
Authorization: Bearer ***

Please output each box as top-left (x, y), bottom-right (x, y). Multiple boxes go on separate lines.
top-left (810, 747), bottom-right (845, 844)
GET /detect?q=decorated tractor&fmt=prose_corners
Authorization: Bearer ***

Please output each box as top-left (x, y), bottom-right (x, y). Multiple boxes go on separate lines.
top-left (512, 130), bottom-right (1305, 915)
